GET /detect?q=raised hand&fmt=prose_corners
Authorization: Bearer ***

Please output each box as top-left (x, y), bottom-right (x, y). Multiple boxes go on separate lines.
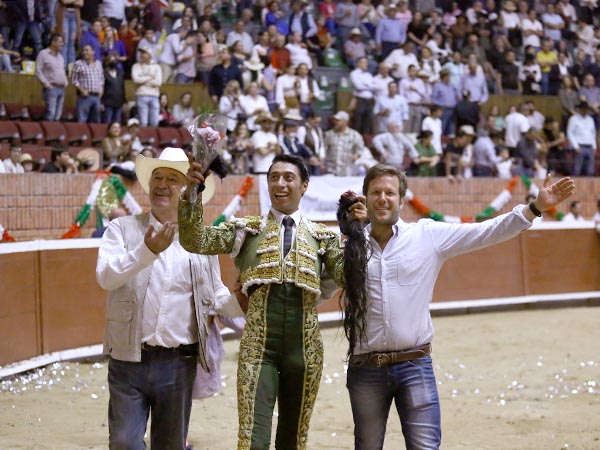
top-left (534, 174), bottom-right (576, 211)
top-left (144, 223), bottom-right (177, 255)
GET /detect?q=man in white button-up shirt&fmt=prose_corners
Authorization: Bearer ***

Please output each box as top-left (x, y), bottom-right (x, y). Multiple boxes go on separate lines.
top-left (96, 148), bottom-right (244, 450)
top-left (344, 164), bottom-right (575, 450)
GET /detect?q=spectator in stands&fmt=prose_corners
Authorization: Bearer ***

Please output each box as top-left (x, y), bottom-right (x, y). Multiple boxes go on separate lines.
top-left (344, 27), bottom-right (368, 68)
top-left (251, 112), bottom-right (279, 174)
top-left (350, 56), bottom-right (376, 135)
top-left (0, 33), bottom-right (18, 73)
top-left (122, 118), bottom-right (143, 154)
top-left (514, 126), bottom-right (540, 178)
top-left (53, 0), bottom-right (82, 69)
top-left (81, 19), bottom-right (102, 62)
top-left (373, 80), bottom-right (409, 134)
top-left (414, 130), bottom-right (439, 176)
top-left (588, 50), bottom-right (600, 87)
top-left (426, 32), bottom-right (450, 61)
top-left (373, 122), bottom-right (420, 171)
top-left (101, 26), bottom-right (127, 72)
top-left (473, 129), bottom-right (502, 176)
top-left (460, 33), bottom-right (486, 66)
top-left (19, 153), bottom-right (40, 173)
top-left (102, 53), bottom-right (125, 124)
top-left (442, 51), bottom-right (465, 90)
top-left (372, 62), bottom-right (394, 97)
top-left (264, 1), bottom-right (287, 36)
top-left (505, 103), bottom-right (531, 154)
top-left (286, 31), bottom-right (314, 70)
top-left (444, 127), bottom-right (472, 182)
top-left (102, 121), bottom-right (129, 166)
top-left (578, 74), bottom-right (600, 119)
top-left (11, 0), bottom-right (43, 57)
top-left (486, 104), bottom-right (506, 132)
top-left (208, 47), bottom-right (243, 103)
top-left (454, 89), bottom-right (480, 132)
top-left (197, 4), bottom-right (220, 32)
top-left (525, 100), bottom-right (545, 132)
top-left (520, 54), bottom-right (542, 95)
top-left (324, 110), bottom-right (366, 176)
top-left (3, 144), bottom-right (24, 174)
top-left (230, 40), bottom-right (248, 72)
top-left (297, 111), bottom-right (326, 175)
top-left (385, 41), bottom-right (418, 80)
top-left (541, 3), bottom-right (565, 44)
top-left (159, 25), bottom-right (188, 84)
top-left (335, 0), bottom-right (361, 50)
top-left (172, 6), bottom-right (198, 31)
top-left (421, 105), bottom-right (443, 156)
top-left (521, 9), bottom-right (543, 50)
top-left (278, 113), bottom-right (320, 174)
top-left (136, 28), bottom-right (158, 63)
top-left (270, 33), bottom-right (291, 72)
top-left (288, 0), bottom-right (317, 42)
top-left (567, 101), bottom-right (597, 176)
top-left (42, 146), bottom-right (78, 173)
top-left (132, 45), bottom-right (162, 127)
top-left (569, 49), bottom-right (588, 90)
top-left (495, 146), bottom-right (514, 179)
top-left (196, 32), bottom-right (218, 86)
top-left (226, 20), bottom-right (253, 58)
top-left (71, 44), bottom-right (104, 124)
top-left (541, 117), bottom-right (570, 176)
top-left (141, 0), bottom-right (162, 38)
top-left (275, 63), bottom-right (300, 115)
top-left (375, 4), bottom-right (405, 60)
top-left (399, 64), bottom-right (428, 133)
top-left (219, 79), bottom-right (244, 133)
top-left (448, 14), bottom-right (472, 50)
top-left (563, 200), bottom-right (585, 222)
top-left (172, 92), bottom-right (195, 129)
top-left (227, 121), bottom-right (253, 175)
top-left (559, 75), bottom-right (579, 126)
top-left (294, 63), bottom-right (319, 119)
top-left (174, 30), bottom-right (197, 84)
top-left (238, 81), bottom-right (268, 132)
top-left (36, 33), bottom-right (68, 122)
top-left (407, 10), bottom-right (429, 49)
top-left (119, 16), bottom-right (140, 72)
top-left (158, 92), bottom-right (176, 127)
top-left (430, 68), bottom-right (460, 137)
top-left (536, 38), bottom-right (559, 95)
top-left (495, 49), bottom-right (521, 96)
top-left (460, 60), bottom-right (488, 105)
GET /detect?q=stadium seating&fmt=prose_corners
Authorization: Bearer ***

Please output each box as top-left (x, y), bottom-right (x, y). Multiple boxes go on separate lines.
top-left (40, 121), bottom-right (68, 146)
top-left (63, 122), bottom-right (92, 147)
top-left (137, 127), bottom-right (158, 146)
top-left (157, 126), bottom-right (181, 148)
top-left (15, 121), bottom-right (44, 144)
top-left (4, 103), bottom-right (30, 120)
top-left (0, 121), bottom-right (20, 142)
top-left (88, 123), bottom-right (108, 145)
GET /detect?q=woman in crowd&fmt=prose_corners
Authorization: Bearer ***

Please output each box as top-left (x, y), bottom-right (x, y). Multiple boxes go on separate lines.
top-left (240, 81), bottom-right (269, 132)
top-left (219, 79), bottom-right (245, 133)
top-left (227, 121), bottom-right (254, 175)
top-left (158, 93), bottom-right (176, 127)
top-left (101, 122), bottom-right (129, 167)
top-left (101, 27), bottom-right (127, 72)
top-left (172, 91), bottom-right (195, 128)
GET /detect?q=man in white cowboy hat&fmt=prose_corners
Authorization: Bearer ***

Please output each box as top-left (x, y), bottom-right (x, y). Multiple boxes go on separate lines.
top-left (252, 112), bottom-right (280, 174)
top-left (96, 147), bottom-right (244, 450)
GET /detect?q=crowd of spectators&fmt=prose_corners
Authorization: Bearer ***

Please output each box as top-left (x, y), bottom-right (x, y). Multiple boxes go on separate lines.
top-left (0, 0), bottom-right (599, 179)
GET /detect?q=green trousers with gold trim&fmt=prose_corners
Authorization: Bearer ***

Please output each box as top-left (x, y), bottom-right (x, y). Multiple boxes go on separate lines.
top-left (237, 283), bottom-right (323, 450)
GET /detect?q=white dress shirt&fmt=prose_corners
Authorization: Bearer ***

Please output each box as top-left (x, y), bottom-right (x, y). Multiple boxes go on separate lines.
top-left (270, 208), bottom-right (302, 258)
top-left (3, 159), bottom-right (24, 174)
top-left (355, 206), bottom-right (532, 355)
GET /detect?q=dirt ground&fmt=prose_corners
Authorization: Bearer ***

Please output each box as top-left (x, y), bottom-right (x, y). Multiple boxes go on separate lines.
top-left (1, 307), bottom-right (599, 450)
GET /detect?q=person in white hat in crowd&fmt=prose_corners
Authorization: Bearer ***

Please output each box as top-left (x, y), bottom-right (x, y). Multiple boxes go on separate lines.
top-left (19, 153), bottom-right (40, 173)
top-left (96, 147), bottom-right (244, 450)
top-left (344, 27), bottom-right (369, 67)
top-left (240, 80), bottom-right (270, 132)
top-left (324, 110), bottom-right (369, 176)
top-left (131, 44), bottom-right (162, 127)
top-left (251, 112), bottom-right (280, 174)
top-left (122, 117), bottom-right (144, 154)
top-left (242, 55), bottom-right (265, 91)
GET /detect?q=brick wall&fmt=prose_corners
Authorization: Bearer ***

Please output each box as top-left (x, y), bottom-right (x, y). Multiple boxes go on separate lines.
top-left (0, 174), bottom-right (598, 240)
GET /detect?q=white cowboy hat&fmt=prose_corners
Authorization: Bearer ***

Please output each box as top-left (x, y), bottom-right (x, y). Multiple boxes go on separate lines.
top-left (244, 56), bottom-right (265, 71)
top-left (283, 110), bottom-right (304, 122)
top-left (135, 147), bottom-right (215, 204)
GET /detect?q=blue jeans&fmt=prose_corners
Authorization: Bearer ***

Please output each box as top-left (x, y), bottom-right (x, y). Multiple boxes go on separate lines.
top-left (12, 21), bottom-right (42, 56)
top-left (77, 95), bottom-right (101, 123)
top-left (0, 53), bottom-right (13, 73)
top-left (107, 345), bottom-right (197, 450)
top-left (347, 355), bottom-right (441, 450)
top-left (136, 95), bottom-right (159, 127)
top-left (573, 144), bottom-right (595, 176)
top-left (43, 87), bottom-right (65, 121)
top-left (103, 106), bottom-right (122, 124)
top-left (60, 10), bottom-right (78, 68)
top-left (174, 73), bottom-right (194, 84)
top-left (541, 72), bottom-right (551, 95)
top-left (441, 107), bottom-right (455, 136)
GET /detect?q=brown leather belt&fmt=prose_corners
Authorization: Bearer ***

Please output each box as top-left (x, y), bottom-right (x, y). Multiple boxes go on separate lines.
top-left (349, 343), bottom-right (432, 368)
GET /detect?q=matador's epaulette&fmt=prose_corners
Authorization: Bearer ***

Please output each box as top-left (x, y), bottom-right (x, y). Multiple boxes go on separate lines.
top-left (229, 215), bottom-right (264, 235)
top-left (304, 219), bottom-right (337, 241)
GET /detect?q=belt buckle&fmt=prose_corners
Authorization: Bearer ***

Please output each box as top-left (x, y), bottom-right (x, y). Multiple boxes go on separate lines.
top-left (375, 353), bottom-right (387, 368)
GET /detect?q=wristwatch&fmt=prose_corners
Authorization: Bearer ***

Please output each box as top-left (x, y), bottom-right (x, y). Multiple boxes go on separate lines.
top-left (528, 202), bottom-right (542, 217)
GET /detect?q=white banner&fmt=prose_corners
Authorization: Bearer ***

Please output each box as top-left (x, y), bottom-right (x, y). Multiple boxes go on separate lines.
top-left (258, 175), bottom-right (365, 221)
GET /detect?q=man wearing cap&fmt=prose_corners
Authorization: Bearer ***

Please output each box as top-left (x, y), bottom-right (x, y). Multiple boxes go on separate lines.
top-left (567, 101), bottom-right (597, 176)
top-left (179, 153), bottom-right (367, 450)
top-left (132, 44), bottom-right (162, 127)
top-left (324, 110), bottom-right (368, 176)
top-left (96, 147), bottom-right (244, 450)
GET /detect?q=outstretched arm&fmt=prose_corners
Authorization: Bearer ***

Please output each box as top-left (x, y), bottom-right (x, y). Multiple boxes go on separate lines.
top-left (523, 174), bottom-right (575, 221)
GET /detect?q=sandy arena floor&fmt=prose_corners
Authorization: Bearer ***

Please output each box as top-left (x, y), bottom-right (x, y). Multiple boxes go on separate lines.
top-left (1, 307), bottom-right (599, 450)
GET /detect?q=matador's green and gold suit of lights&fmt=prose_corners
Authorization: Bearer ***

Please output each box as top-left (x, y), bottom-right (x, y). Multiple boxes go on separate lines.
top-left (179, 195), bottom-right (345, 450)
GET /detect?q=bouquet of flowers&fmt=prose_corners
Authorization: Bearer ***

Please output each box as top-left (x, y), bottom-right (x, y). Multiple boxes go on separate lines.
top-left (187, 114), bottom-right (229, 199)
